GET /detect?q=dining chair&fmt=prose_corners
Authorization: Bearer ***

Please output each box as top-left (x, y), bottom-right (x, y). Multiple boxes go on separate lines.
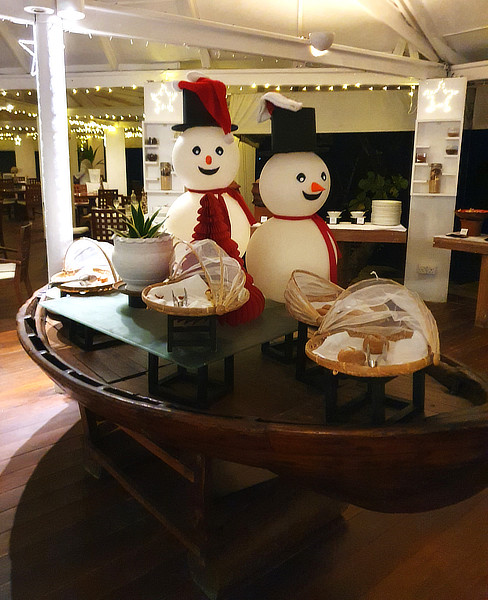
top-left (97, 188), bottom-right (119, 208)
top-left (90, 208), bottom-right (127, 242)
top-left (0, 183), bottom-right (17, 220)
top-left (74, 183), bottom-right (87, 195)
top-left (16, 183), bottom-right (42, 221)
top-left (0, 222), bottom-right (33, 304)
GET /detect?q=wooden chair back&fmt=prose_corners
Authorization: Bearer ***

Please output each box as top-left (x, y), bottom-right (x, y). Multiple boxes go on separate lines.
top-left (90, 208), bottom-right (127, 242)
top-left (0, 222), bottom-right (33, 303)
top-left (23, 183), bottom-right (42, 220)
top-left (74, 183), bottom-right (87, 195)
top-left (97, 188), bottom-right (119, 208)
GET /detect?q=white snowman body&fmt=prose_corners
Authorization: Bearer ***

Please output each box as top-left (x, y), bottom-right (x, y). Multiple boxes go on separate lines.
top-left (246, 152), bottom-right (337, 302)
top-left (165, 126), bottom-right (251, 256)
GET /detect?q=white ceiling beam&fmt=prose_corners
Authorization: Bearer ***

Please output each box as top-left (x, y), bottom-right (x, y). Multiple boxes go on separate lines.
top-left (354, 0), bottom-right (439, 62)
top-left (396, 0), bottom-right (467, 65)
top-left (98, 36), bottom-right (119, 71)
top-left (62, 5), bottom-right (445, 79)
top-left (163, 69), bottom-right (420, 87)
top-left (0, 22), bottom-right (31, 73)
top-left (0, 67), bottom-right (422, 90)
top-left (451, 60), bottom-right (488, 81)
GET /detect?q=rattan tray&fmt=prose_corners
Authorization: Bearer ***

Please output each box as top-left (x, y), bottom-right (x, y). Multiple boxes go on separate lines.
top-left (141, 280), bottom-right (249, 317)
top-left (305, 332), bottom-right (434, 378)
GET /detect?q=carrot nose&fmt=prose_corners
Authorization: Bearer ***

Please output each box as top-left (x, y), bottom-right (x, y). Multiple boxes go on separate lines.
top-left (311, 182), bottom-right (325, 193)
top-left (205, 155), bottom-right (212, 165)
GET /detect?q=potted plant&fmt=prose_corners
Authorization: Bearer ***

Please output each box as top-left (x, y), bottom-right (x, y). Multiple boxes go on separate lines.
top-left (349, 171), bottom-right (408, 213)
top-left (111, 202), bottom-right (173, 292)
top-left (78, 144), bottom-right (104, 183)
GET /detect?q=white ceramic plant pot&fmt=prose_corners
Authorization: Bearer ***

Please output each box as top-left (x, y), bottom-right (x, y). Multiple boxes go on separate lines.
top-left (112, 234), bottom-right (173, 292)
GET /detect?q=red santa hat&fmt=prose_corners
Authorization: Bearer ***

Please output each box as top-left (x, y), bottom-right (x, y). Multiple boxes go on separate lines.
top-left (172, 72), bottom-right (236, 143)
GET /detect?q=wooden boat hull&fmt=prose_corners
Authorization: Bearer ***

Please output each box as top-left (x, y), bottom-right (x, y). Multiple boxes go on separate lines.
top-left (17, 293), bottom-right (488, 514)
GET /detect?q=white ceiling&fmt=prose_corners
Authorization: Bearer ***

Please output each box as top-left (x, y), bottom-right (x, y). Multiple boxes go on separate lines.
top-left (0, 0), bottom-right (486, 132)
top-left (0, 0), bottom-right (486, 84)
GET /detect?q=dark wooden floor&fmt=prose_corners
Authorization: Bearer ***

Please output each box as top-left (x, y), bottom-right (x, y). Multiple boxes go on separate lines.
top-left (1, 215), bottom-right (487, 599)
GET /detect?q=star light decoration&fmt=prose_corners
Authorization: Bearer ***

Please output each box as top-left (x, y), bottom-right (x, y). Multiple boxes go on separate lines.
top-left (423, 79), bottom-right (459, 114)
top-left (150, 83), bottom-right (178, 115)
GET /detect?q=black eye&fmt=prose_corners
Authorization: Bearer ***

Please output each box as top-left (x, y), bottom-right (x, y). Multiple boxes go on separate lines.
top-left (296, 173), bottom-right (306, 183)
top-left (216, 146), bottom-right (224, 156)
top-left (321, 171), bottom-right (327, 181)
top-left (192, 146), bottom-right (201, 155)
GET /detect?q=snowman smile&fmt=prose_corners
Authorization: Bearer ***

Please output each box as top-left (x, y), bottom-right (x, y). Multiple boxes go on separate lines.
top-left (198, 166), bottom-right (220, 175)
top-left (302, 190), bottom-right (323, 201)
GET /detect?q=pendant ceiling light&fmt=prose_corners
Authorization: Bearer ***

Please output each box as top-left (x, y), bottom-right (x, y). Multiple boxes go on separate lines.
top-left (56, 0), bottom-right (85, 20)
top-left (309, 31), bottom-right (334, 56)
top-left (23, 0), bottom-right (55, 14)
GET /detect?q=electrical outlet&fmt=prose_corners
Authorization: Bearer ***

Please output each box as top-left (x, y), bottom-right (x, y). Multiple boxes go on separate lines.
top-left (417, 264), bottom-right (437, 275)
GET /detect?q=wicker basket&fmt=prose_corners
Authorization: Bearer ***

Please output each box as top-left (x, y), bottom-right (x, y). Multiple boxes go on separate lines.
top-left (50, 237), bottom-right (119, 294)
top-left (306, 332), bottom-right (434, 378)
top-left (141, 239), bottom-right (249, 317)
top-left (284, 270), bottom-right (344, 326)
top-left (305, 277), bottom-right (440, 378)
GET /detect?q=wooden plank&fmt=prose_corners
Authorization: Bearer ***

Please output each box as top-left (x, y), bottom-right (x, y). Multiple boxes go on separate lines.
top-left (433, 235), bottom-right (488, 255)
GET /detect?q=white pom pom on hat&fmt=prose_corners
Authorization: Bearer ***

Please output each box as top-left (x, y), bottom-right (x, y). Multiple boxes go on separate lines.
top-left (257, 92), bottom-right (303, 123)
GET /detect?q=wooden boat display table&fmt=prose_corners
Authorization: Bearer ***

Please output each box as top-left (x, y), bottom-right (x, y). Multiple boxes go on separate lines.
top-left (17, 289), bottom-right (488, 598)
top-left (433, 234), bottom-right (488, 327)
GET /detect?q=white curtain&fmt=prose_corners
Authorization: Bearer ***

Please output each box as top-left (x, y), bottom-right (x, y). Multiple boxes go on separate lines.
top-left (235, 137), bottom-right (256, 211)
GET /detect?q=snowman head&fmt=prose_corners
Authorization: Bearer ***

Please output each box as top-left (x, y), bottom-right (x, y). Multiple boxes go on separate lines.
top-left (259, 152), bottom-right (331, 217)
top-left (172, 126), bottom-right (239, 190)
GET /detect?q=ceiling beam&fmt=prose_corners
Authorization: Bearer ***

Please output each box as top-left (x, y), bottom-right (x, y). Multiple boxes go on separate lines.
top-left (0, 67), bottom-right (423, 90)
top-left (0, 22), bottom-right (31, 73)
top-left (354, 0), bottom-right (439, 62)
top-left (98, 36), bottom-right (119, 71)
top-left (61, 5), bottom-right (445, 79)
top-left (395, 0), bottom-right (467, 65)
top-left (451, 60), bottom-right (488, 81)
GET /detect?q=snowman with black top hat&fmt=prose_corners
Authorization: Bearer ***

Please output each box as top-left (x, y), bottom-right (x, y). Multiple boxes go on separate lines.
top-left (165, 72), bottom-right (255, 256)
top-left (165, 73), bottom-right (264, 324)
top-left (246, 93), bottom-right (339, 303)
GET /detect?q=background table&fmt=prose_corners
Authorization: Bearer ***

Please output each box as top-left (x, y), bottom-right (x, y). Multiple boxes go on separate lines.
top-left (433, 234), bottom-right (488, 327)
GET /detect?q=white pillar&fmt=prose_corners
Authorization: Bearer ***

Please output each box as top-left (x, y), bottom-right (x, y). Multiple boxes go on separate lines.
top-left (105, 126), bottom-right (127, 195)
top-left (34, 13), bottom-right (73, 278)
top-left (14, 135), bottom-right (37, 179)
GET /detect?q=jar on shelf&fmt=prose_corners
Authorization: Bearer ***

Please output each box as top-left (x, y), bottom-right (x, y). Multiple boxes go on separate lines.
top-left (446, 143), bottom-right (458, 156)
top-left (416, 151), bottom-right (427, 163)
top-left (447, 127), bottom-right (459, 138)
top-left (160, 162), bottom-right (172, 190)
top-left (429, 163), bottom-right (442, 194)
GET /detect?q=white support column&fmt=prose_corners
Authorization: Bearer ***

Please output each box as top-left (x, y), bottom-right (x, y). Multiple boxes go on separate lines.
top-left (104, 126), bottom-right (127, 196)
top-left (34, 13), bottom-right (73, 278)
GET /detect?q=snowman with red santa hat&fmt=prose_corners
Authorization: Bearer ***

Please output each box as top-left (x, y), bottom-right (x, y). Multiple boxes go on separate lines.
top-left (246, 93), bottom-right (339, 303)
top-left (165, 73), bottom-right (264, 324)
top-left (165, 72), bottom-right (255, 256)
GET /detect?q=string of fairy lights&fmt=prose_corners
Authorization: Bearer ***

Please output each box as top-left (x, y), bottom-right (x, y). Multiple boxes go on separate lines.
top-left (0, 83), bottom-right (418, 144)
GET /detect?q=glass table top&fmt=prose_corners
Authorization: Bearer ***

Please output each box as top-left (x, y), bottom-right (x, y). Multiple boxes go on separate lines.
top-left (41, 291), bottom-right (297, 370)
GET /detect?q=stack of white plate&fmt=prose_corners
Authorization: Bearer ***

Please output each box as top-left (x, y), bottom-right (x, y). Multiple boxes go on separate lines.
top-left (371, 200), bottom-right (402, 226)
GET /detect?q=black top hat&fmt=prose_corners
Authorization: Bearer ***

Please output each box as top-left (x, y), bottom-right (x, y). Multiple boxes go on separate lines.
top-left (172, 88), bottom-right (238, 132)
top-left (270, 106), bottom-right (317, 153)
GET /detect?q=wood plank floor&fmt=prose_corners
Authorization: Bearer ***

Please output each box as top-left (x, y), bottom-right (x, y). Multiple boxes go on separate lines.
top-left (1, 216), bottom-right (487, 599)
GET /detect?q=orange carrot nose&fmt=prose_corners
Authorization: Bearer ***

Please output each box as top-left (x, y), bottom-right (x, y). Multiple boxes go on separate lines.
top-left (311, 182), bottom-right (325, 193)
top-left (206, 155), bottom-right (212, 165)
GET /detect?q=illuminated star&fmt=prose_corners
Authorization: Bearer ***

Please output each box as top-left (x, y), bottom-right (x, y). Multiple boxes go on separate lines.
top-left (423, 79), bottom-right (459, 114)
top-left (150, 83), bottom-right (178, 115)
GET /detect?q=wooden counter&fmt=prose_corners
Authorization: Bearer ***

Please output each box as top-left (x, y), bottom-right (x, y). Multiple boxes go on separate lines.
top-left (433, 234), bottom-right (488, 327)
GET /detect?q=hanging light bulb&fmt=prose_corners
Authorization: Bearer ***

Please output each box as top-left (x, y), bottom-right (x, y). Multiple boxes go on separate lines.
top-left (56, 0), bottom-right (85, 20)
